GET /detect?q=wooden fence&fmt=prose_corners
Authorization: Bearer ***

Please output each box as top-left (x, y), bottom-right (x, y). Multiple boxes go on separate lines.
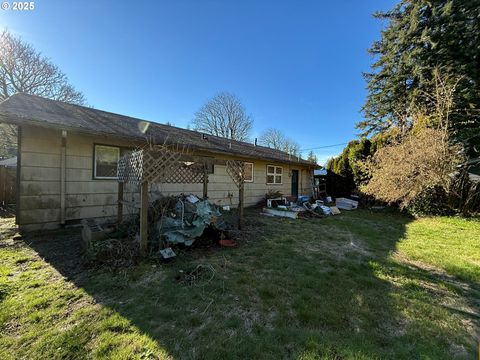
top-left (0, 166), bottom-right (16, 205)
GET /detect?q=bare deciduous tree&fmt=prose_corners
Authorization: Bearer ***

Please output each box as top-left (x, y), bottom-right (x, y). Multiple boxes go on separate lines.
top-left (258, 128), bottom-right (300, 156)
top-left (0, 29), bottom-right (85, 104)
top-left (192, 92), bottom-right (253, 141)
top-left (0, 29), bottom-right (86, 158)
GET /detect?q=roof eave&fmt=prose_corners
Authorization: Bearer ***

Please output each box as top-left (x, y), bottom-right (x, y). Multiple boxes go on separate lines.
top-left (0, 112), bottom-right (315, 167)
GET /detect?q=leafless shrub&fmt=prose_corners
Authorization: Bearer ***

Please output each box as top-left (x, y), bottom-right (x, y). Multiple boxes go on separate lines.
top-left (360, 127), bottom-right (464, 208)
top-left (360, 70), bottom-right (466, 209)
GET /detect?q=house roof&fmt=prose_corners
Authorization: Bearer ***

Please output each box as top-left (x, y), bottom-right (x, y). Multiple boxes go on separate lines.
top-left (0, 93), bottom-right (315, 166)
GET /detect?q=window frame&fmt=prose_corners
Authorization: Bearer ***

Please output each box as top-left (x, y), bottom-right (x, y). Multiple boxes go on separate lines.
top-left (244, 162), bottom-right (254, 183)
top-left (266, 165), bottom-right (283, 185)
top-left (93, 144), bottom-right (121, 180)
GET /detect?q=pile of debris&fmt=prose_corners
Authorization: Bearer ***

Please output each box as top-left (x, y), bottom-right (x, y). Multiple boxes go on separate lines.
top-left (262, 196), bottom-right (324, 219)
top-left (82, 219), bottom-right (141, 268)
top-left (149, 194), bottom-right (229, 247)
top-left (262, 195), bottom-right (359, 219)
top-left (81, 194), bottom-right (232, 267)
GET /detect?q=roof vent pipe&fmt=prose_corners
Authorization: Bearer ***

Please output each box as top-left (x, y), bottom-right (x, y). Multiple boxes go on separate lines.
top-left (229, 142), bottom-right (232, 149)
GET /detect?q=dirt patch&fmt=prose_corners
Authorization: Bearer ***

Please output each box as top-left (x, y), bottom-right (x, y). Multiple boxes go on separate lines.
top-left (380, 318), bottom-right (407, 338)
top-left (225, 304), bottom-right (276, 334)
top-left (297, 227), bottom-right (372, 261)
top-left (133, 269), bottom-right (166, 288)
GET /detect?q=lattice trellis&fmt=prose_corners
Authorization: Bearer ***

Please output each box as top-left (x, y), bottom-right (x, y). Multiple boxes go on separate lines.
top-left (117, 151), bottom-right (144, 184)
top-left (117, 148), bottom-right (206, 185)
top-left (226, 160), bottom-right (245, 188)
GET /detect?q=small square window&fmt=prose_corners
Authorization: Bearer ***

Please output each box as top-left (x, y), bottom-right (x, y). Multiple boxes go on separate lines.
top-left (206, 163), bottom-right (215, 174)
top-left (266, 165), bottom-right (283, 184)
top-left (94, 145), bottom-right (120, 179)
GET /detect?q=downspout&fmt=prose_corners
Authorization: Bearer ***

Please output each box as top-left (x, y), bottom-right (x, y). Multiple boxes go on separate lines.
top-left (15, 126), bottom-right (22, 225)
top-left (60, 130), bottom-right (67, 225)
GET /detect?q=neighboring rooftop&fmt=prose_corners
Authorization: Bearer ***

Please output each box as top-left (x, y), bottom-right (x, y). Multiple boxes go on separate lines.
top-left (0, 93), bottom-right (315, 166)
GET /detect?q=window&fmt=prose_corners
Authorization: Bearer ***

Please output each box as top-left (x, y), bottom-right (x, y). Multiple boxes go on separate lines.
top-left (244, 162), bottom-right (254, 182)
top-left (94, 145), bottom-right (120, 179)
top-left (202, 157), bottom-right (215, 174)
top-left (266, 165), bottom-right (283, 184)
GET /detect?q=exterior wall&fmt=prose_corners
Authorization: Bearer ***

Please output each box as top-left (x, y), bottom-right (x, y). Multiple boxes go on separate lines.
top-left (18, 125), bottom-right (313, 230)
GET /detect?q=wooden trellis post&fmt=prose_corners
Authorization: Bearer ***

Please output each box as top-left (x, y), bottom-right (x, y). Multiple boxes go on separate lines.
top-left (117, 181), bottom-right (124, 226)
top-left (226, 160), bottom-right (245, 230)
top-left (203, 164), bottom-right (208, 199)
top-left (238, 181), bottom-right (244, 229)
top-left (140, 181), bottom-right (148, 255)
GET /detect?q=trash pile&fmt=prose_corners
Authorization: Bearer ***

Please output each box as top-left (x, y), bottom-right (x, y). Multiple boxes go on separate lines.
top-left (262, 194), bottom-right (359, 219)
top-left (262, 196), bottom-right (324, 219)
top-left (81, 219), bottom-right (141, 269)
top-left (151, 194), bottom-right (228, 247)
top-left (81, 194), bottom-right (232, 267)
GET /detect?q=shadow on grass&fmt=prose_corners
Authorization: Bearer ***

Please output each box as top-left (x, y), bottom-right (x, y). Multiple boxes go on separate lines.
top-left (21, 209), bottom-right (479, 359)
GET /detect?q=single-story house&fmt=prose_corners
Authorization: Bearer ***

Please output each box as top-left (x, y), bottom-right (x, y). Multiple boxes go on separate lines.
top-left (0, 93), bottom-right (316, 231)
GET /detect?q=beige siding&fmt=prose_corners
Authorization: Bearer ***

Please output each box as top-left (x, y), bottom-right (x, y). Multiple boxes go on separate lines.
top-left (18, 125), bottom-right (313, 229)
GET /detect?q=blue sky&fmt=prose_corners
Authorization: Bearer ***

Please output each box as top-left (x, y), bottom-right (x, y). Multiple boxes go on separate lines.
top-left (0, 0), bottom-right (396, 164)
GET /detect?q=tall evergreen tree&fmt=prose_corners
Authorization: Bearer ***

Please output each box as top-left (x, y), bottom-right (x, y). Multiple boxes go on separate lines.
top-left (359, 0), bottom-right (480, 156)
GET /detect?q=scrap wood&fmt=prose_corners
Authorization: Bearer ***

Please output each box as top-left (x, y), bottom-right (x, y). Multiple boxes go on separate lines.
top-left (262, 207), bottom-right (298, 219)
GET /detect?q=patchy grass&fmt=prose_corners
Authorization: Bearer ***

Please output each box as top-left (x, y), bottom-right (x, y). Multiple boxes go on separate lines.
top-left (0, 210), bottom-right (479, 359)
top-left (396, 216), bottom-right (480, 283)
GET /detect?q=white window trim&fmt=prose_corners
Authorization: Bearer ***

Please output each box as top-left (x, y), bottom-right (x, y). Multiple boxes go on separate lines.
top-left (244, 162), bottom-right (254, 183)
top-left (94, 145), bottom-right (120, 180)
top-left (266, 165), bottom-right (283, 185)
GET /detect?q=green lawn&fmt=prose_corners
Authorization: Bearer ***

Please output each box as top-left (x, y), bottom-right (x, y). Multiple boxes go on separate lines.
top-left (0, 210), bottom-right (479, 359)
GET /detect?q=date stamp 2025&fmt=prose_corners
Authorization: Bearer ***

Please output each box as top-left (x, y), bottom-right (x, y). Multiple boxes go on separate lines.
top-left (1, 1), bottom-right (35, 11)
